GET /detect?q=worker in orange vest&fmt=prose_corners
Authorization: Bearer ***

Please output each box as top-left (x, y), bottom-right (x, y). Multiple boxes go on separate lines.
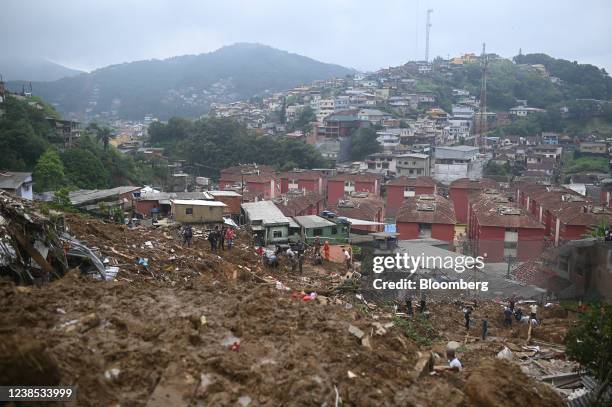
top-left (323, 241), bottom-right (330, 262)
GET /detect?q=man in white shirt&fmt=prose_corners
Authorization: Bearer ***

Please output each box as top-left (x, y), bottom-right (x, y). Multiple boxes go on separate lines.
top-left (530, 303), bottom-right (538, 321)
top-left (447, 349), bottom-right (462, 371)
top-left (342, 248), bottom-right (352, 271)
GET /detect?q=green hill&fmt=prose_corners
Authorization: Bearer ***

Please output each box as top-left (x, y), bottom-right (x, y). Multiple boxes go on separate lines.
top-left (7, 43), bottom-right (354, 120)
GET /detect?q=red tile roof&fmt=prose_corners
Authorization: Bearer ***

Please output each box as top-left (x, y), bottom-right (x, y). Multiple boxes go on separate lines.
top-left (470, 191), bottom-right (544, 229)
top-left (387, 176), bottom-right (437, 187)
top-left (279, 170), bottom-right (324, 181)
top-left (327, 195), bottom-right (384, 221)
top-left (328, 173), bottom-right (381, 183)
top-left (450, 178), bottom-right (498, 190)
top-left (396, 195), bottom-right (456, 225)
top-left (275, 191), bottom-right (325, 217)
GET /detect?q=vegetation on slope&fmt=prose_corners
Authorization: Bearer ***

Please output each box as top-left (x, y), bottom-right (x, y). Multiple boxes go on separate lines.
top-left (148, 117), bottom-right (330, 174)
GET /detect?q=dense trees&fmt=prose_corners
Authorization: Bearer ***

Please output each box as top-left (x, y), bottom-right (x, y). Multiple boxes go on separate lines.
top-left (32, 149), bottom-right (66, 192)
top-left (0, 96), bottom-right (56, 170)
top-left (290, 106), bottom-right (316, 133)
top-left (348, 127), bottom-right (381, 161)
top-left (565, 157), bottom-right (609, 174)
top-left (149, 116), bottom-right (329, 174)
top-left (515, 53), bottom-right (612, 101)
top-left (565, 303), bottom-right (612, 404)
top-left (0, 95), bottom-right (160, 192)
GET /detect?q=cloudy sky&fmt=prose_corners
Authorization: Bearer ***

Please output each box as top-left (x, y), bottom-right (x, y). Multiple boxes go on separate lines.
top-left (2, 0), bottom-right (611, 73)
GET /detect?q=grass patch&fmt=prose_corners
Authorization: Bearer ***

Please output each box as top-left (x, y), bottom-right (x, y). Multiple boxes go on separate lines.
top-left (393, 315), bottom-right (437, 346)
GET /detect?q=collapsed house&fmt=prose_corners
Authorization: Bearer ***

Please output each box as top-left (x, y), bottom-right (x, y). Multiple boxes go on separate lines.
top-left (0, 191), bottom-right (113, 283)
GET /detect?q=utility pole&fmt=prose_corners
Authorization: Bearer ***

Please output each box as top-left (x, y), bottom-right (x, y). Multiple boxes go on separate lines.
top-left (478, 42), bottom-right (488, 152)
top-left (425, 9), bottom-right (433, 62)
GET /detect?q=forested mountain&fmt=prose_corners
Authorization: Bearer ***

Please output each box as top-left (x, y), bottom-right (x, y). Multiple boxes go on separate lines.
top-left (0, 58), bottom-right (83, 82)
top-left (6, 43), bottom-right (354, 120)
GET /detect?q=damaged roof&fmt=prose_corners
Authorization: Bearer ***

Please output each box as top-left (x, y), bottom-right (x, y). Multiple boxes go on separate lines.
top-left (69, 186), bottom-right (141, 206)
top-left (0, 172), bottom-right (32, 190)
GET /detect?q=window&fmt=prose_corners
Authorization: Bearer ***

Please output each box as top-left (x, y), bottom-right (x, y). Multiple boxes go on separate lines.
top-left (331, 226), bottom-right (337, 234)
top-left (273, 230), bottom-right (283, 238)
top-left (313, 228), bottom-right (323, 236)
top-left (185, 207), bottom-right (193, 215)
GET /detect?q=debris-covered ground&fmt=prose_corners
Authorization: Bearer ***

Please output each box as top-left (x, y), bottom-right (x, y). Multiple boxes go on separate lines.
top-left (0, 195), bottom-right (575, 406)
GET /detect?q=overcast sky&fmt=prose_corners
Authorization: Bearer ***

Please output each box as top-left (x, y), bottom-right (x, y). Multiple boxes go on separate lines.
top-left (1, 0), bottom-right (611, 74)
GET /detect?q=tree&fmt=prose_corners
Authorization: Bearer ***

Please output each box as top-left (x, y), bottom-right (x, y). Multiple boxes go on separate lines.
top-left (349, 127), bottom-right (381, 161)
top-left (292, 106), bottom-right (316, 133)
top-left (87, 123), bottom-right (113, 151)
top-left (32, 149), bottom-right (65, 192)
top-left (565, 303), bottom-right (612, 404)
top-left (53, 187), bottom-right (73, 210)
top-left (61, 147), bottom-right (110, 189)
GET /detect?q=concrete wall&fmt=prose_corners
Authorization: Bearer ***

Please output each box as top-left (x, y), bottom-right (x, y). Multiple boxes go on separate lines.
top-left (172, 203), bottom-right (224, 224)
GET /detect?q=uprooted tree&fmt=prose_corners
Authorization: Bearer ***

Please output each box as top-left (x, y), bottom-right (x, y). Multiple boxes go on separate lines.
top-left (565, 303), bottom-right (612, 404)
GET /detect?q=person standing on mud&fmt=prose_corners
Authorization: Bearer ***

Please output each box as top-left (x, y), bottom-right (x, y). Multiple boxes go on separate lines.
top-left (219, 225), bottom-right (226, 251)
top-left (208, 227), bottom-right (218, 252)
top-left (406, 297), bottom-right (413, 317)
top-left (182, 225), bottom-right (193, 247)
top-left (313, 236), bottom-right (321, 255)
top-left (298, 252), bottom-right (304, 274)
top-left (286, 247), bottom-right (297, 272)
top-left (464, 307), bottom-right (472, 331)
top-left (482, 314), bottom-right (488, 340)
top-left (323, 241), bottom-right (330, 262)
top-left (225, 227), bottom-right (235, 250)
top-left (342, 248), bottom-right (352, 271)
top-left (529, 303), bottom-right (538, 321)
top-left (504, 306), bottom-right (513, 328)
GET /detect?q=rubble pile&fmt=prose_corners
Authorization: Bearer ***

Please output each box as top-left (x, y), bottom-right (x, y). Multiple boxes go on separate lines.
top-left (0, 191), bottom-right (68, 282)
top-left (0, 194), bottom-right (581, 406)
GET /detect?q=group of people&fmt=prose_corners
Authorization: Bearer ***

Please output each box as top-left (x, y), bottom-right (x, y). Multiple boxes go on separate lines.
top-left (207, 225), bottom-right (236, 252)
top-left (461, 297), bottom-right (540, 341)
top-left (181, 224), bottom-right (236, 251)
top-left (257, 237), bottom-right (339, 274)
top-left (462, 305), bottom-right (489, 340)
top-left (404, 297), bottom-right (427, 316)
top-left (503, 297), bottom-right (539, 327)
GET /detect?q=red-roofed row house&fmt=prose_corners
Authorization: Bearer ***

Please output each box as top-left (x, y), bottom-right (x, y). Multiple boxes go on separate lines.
top-left (326, 173), bottom-right (381, 205)
top-left (279, 170), bottom-right (326, 195)
top-left (467, 191), bottom-right (545, 262)
top-left (449, 178), bottom-right (499, 224)
top-left (385, 176), bottom-right (437, 217)
top-left (515, 182), bottom-right (612, 245)
top-left (396, 194), bottom-right (456, 245)
top-left (327, 193), bottom-right (385, 233)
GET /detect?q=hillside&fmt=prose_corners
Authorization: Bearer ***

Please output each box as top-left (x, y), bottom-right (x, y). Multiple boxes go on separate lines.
top-left (0, 57), bottom-right (83, 82)
top-left (6, 43), bottom-right (354, 120)
top-left (0, 95), bottom-right (163, 191)
top-left (415, 54), bottom-right (612, 113)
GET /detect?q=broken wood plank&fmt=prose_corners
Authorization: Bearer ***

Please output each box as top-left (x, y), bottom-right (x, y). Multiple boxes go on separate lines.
top-left (10, 227), bottom-right (55, 275)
